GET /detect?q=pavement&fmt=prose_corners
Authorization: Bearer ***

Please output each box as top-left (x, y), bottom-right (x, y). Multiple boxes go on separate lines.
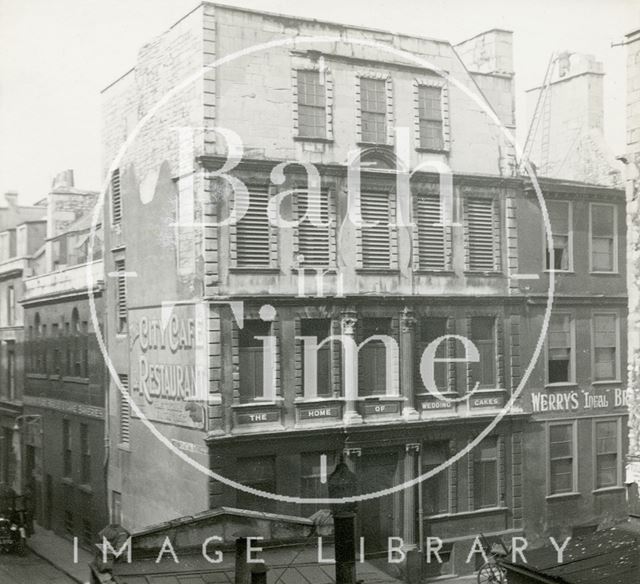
top-left (26, 525), bottom-right (93, 584)
top-left (0, 549), bottom-right (76, 584)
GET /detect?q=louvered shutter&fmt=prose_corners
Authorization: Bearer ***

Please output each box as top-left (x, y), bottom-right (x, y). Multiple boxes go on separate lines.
top-left (119, 374), bottom-right (130, 444)
top-left (115, 259), bottom-right (127, 331)
top-left (416, 194), bottom-right (450, 270)
top-left (236, 187), bottom-right (271, 266)
top-left (111, 169), bottom-right (122, 224)
top-left (465, 198), bottom-right (499, 271)
top-left (361, 191), bottom-right (391, 269)
top-left (296, 190), bottom-right (331, 267)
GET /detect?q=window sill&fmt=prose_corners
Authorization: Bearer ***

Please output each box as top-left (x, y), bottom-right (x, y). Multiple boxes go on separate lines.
top-left (543, 269), bottom-right (574, 275)
top-left (61, 476), bottom-right (73, 486)
top-left (546, 492), bottom-right (581, 501)
top-left (414, 269), bottom-right (455, 275)
top-left (545, 382), bottom-right (578, 390)
top-left (427, 506), bottom-right (508, 520)
top-left (26, 373), bottom-right (48, 380)
top-left (589, 271), bottom-right (620, 276)
top-left (292, 265), bottom-right (337, 273)
top-left (229, 267), bottom-right (280, 274)
top-left (293, 136), bottom-right (333, 144)
top-left (463, 271), bottom-right (503, 277)
top-left (415, 146), bottom-right (449, 154)
top-left (592, 486), bottom-right (625, 494)
top-left (294, 396), bottom-right (342, 403)
top-left (117, 442), bottom-right (131, 452)
top-left (356, 268), bottom-right (399, 275)
top-left (77, 483), bottom-right (93, 494)
top-left (232, 399), bottom-right (284, 408)
top-left (591, 379), bottom-right (622, 386)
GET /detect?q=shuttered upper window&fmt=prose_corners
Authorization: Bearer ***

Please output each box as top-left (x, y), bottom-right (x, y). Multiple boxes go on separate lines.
top-left (236, 187), bottom-right (272, 267)
top-left (297, 70), bottom-right (326, 139)
top-left (115, 259), bottom-right (127, 333)
top-left (415, 194), bottom-right (450, 271)
top-left (360, 191), bottom-right (393, 269)
top-left (111, 169), bottom-right (122, 225)
top-left (360, 78), bottom-right (387, 144)
top-left (118, 374), bottom-right (130, 444)
top-left (465, 198), bottom-right (500, 272)
top-left (296, 190), bottom-right (332, 267)
top-left (418, 86), bottom-right (444, 150)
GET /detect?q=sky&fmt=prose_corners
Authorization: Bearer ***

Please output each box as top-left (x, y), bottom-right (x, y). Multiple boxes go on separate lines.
top-left (0, 0), bottom-right (637, 204)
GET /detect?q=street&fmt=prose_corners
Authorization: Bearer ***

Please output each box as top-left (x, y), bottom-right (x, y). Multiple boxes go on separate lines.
top-left (0, 550), bottom-right (75, 584)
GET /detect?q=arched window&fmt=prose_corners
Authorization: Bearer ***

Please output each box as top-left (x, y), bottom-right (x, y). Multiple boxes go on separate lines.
top-left (34, 313), bottom-right (41, 372)
top-left (71, 307), bottom-right (81, 376)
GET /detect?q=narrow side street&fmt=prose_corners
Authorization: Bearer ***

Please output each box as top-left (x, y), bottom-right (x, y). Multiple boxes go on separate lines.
top-left (0, 550), bottom-right (76, 584)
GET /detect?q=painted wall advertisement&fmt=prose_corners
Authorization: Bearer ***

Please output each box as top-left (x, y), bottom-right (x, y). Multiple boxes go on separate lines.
top-left (129, 303), bottom-right (209, 429)
top-left (529, 386), bottom-right (628, 414)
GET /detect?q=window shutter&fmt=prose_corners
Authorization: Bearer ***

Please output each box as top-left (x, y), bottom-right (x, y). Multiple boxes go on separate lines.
top-left (361, 191), bottom-right (392, 269)
top-left (115, 260), bottom-right (127, 329)
top-left (119, 375), bottom-right (130, 444)
top-left (415, 194), bottom-right (450, 270)
top-left (295, 190), bottom-right (332, 267)
top-left (111, 169), bottom-right (122, 224)
top-left (236, 187), bottom-right (271, 266)
top-left (465, 198), bottom-right (499, 271)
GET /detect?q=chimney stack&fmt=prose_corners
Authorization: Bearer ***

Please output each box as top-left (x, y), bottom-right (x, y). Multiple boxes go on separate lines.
top-left (51, 169), bottom-right (75, 189)
top-left (4, 192), bottom-right (18, 207)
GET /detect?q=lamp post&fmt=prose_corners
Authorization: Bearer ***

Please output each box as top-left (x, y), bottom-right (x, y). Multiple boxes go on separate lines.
top-left (328, 454), bottom-right (359, 584)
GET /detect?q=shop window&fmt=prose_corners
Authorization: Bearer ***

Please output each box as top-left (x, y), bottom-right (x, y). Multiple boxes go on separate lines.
top-left (590, 203), bottom-right (616, 272)
top-left (418, 318), bottom-right (448, 393)
top-left (425, 542), bottom-right (454, 578)
top-left (300, 452), bottom-right (336, 510)
top-left (469, 317), bottom-right (496, 389)
top-left (63, 419), bottom-right (72, 477)
top-left (545, 201), bottom-right (572, 271)
top-left (235, 187), bottom-right (272, 267)
top-left (118, 374), bottom-right (130, 445)
top-left (422, 442), bottom-right (449, 515)
top-left (359, 77), bottom-right (387, 144)
top-left (296, 190), bottom-right (331, 267)
top-left (592, 314), bottom-right (618, 382)
top-left (239, 320), bottom-right (271, 403)
top-left (547, 314), bottom-right (573, 384)
top-left (549, 423), bottom-right (575, 494)
top-left (473, 436), bottom-right (499, 509)
top-left (300, 319), bottom-right (332, 398)
top-left (236, 456), bottom-right (275, 512)
top-left (595, 420), bottom-right (619, 489)
top-left (297, 70), bottom-right (326, 139)
top-left (359, 318), bottom-right (393, 397)
top-left (418, 85), bottom-right (444, 150)
top-left (465, 198), bottom-right (499, 272)
top-left (360, 191), bottom-right (392, 269)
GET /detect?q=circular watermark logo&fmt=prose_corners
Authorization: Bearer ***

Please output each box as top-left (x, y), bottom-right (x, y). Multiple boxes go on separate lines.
top-left (87, 34), bottom-right (555, 505)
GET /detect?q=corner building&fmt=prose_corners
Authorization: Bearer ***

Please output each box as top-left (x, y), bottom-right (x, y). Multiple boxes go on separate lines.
top-left (101, 4), bottom-right (627, 579)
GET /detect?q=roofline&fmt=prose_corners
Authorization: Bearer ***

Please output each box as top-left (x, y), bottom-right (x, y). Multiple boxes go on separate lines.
top-left (454, 27), bottom-right (513, 47)
top-left (525, 69), bottom-right (605, 94)
top-left (102, 0), bottom-right (456, 92)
